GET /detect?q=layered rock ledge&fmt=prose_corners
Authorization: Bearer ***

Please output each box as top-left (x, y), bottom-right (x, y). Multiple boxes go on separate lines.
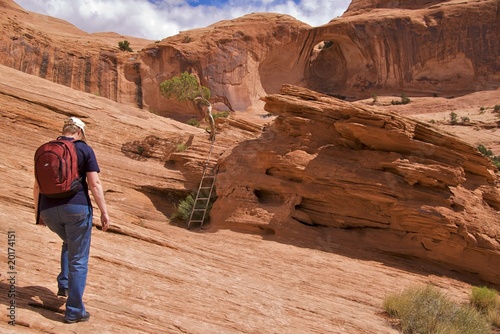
top-left (211, 85), bottom-right (500, 284)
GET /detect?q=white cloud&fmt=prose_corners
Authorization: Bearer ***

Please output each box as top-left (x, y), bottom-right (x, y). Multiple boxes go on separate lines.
top-left (14, 0), bottom-right (350, 40)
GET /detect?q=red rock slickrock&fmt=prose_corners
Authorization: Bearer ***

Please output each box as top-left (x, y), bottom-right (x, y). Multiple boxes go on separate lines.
top-left (0, 0), bottom-right (499, 333)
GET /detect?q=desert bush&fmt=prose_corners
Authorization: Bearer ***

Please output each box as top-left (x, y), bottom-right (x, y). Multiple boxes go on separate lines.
top-left (383, 285), bottom-right (490, 334)
top-left (170, 194), bottom-right (194, 222)
top-left (470, 286), bottom-right (500, 328)
top-left (391, 93), bottom-right (411, 105)
top-left (160, 72), bottom-right (210, 102)
top-left (449, 112), bottom-right (459, 125)
top-left (170, 191), bottom-right (215, 226)
top-left (471, 286), bottom-right (499, 313)
top-left (478, 145), bottom-right (500, 169)
top-left (118, 40), bottom-right (132, 52)
top-left (176, 143), bottom-right (188, 152)
top-left (212, 111), bottom-right (229, 120)
top-left (494, 104), bottom-right (500, 112)
top-left (187, 118), bottom-right (200, 127)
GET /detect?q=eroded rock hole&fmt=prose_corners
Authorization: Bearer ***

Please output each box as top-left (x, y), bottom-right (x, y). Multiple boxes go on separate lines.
top-left (254, 189), bottom-right (284, 205)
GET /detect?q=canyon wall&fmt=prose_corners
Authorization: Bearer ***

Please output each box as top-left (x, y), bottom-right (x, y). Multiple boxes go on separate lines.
top-left (2, 0), bottom-right (498, 117)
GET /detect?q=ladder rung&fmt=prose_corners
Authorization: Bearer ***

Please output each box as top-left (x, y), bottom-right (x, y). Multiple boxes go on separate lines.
top-left (195, 198), bottom-right (209, 201)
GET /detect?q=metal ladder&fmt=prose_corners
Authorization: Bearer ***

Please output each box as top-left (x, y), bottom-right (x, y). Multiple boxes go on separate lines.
top-left (187, 141), bottom-right (217, 229)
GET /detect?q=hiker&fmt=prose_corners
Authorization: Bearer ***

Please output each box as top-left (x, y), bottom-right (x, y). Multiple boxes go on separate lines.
top-left (33, 117), bottom-right (110, 324)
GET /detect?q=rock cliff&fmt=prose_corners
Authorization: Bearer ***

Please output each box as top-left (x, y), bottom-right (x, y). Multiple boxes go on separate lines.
top-left (308, 0), bottom-right (500, 97)
top-left (211, 84), bottom-right (500, 284)
top-left (139, 13), bottom-right (312, 119)
top-left (0, 0), bottom-right (152, 106)
top-left (1, 0), bottom-right (498, 117)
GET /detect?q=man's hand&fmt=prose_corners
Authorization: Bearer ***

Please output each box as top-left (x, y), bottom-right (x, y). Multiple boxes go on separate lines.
top-left (100, 212), bottom-right (110, 232)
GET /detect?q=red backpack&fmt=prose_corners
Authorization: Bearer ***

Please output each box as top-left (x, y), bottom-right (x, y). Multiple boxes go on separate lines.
top-left (34, 138), bottom-right (82, 198)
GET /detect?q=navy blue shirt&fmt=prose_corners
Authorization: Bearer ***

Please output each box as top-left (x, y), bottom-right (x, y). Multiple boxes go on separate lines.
top-left (39, 137), bottom-right (100, 210)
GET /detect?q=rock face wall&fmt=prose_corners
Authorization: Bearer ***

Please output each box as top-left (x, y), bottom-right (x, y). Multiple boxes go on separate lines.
top-left (2, 0), bottom-right (498, 116)
top-left (0, 2), bottom-right (116, 98)
top-left (305, 0), bottom-right (500, 97)
top-left (139, 13), bottom-right (311, 119)
top-left (211, 85), bottom-right (500, 284)
top-left (0, 0), bottom-right (148, 107)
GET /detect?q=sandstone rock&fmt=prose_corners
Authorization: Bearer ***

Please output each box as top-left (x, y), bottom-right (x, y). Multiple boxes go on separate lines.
top-left (139, 13), bottom-right (312, 119)
top-left (0, 0), bottom-right (153, 107)
top-left (307, 0), bottom-right (500, 98)
top-left (211, 84), bottom-right (500, 284)
top-left (2, 0), bottom-right (498, 119)
top-left (1, 4), bottom-right (500, 332)
top-left (0, 60), bottom-right (417, 334)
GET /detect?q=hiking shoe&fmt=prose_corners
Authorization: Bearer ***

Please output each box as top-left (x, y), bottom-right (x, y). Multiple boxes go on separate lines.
top-left (57, 288), bottom-right (68, 297)
top-left (64, 311), bottom-right (90, 324)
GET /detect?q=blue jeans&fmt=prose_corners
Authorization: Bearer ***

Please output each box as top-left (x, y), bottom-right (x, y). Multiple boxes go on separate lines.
top-left (40, 204), bottom-right (92, 321)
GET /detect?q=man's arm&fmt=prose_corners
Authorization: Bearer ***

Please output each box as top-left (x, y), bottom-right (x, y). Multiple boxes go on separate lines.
top-left (87, 171), bottom-right (110, 231)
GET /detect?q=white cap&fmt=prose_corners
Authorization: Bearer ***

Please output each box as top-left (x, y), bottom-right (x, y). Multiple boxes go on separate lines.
top-left (65, 117), bottom-right (86, 139)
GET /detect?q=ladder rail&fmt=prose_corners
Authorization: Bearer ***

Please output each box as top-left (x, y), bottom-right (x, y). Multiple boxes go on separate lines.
top-left (187, 140), bottom-right (218, 229)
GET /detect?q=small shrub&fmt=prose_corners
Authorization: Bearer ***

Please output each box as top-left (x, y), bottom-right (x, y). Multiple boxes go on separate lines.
top-left (478, 144), bottom-right (500, 169)
top-left (494, 104), bottom-right (500, 112)
top-left (471, 286), bottom-right (500, 313)
top-left (187, 118), bottom-right (200, 127)
top-left (371, 92), bottom-right (378, 104)
top-left (383, 285), bottom-right (490, 334)
top-left (450, 112), bottom-right (458, 125)
top-left (118, 40), bottom-right (132, 52)
top-left (170, 194), bottom-right (194, 222)
top-left (170, 191), bottom-right (215, 226)
top-left (176, 143), bottom-right (188, 152)
top-left (212, 111), bottom-right (229, 120)
top-left (461, 116), bottom-right (470, 123)
top-left (401, 93), bottom-right (411, 104)
top-left (391, 93), bottom-right (411, 105)
top-left (470, 286), bottom-right (500, 328)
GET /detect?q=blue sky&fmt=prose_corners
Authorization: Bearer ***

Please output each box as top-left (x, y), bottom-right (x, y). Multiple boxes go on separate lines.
top-left (185, 0), bottom-right (230, 6)
top-left (184, 0), bottom-right (300, 6)
top-left (14, 0), bottom-right (351, 40)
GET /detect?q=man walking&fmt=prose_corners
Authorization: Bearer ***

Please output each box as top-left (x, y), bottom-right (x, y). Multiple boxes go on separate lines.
top-left (34, 117), bottom-right (110, 323)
